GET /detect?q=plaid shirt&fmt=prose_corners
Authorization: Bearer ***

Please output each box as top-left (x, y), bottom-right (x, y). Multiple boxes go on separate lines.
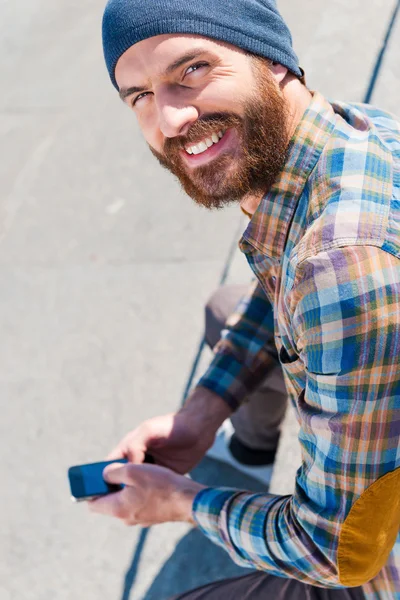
top-left (194, 93), bottom-right (400, 597)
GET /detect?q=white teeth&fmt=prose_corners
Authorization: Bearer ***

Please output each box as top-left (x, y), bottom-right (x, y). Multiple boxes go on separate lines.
top-left (185, 129), bottom-right (226, 156)
top-left (197, 141), bottom-right (208, 153)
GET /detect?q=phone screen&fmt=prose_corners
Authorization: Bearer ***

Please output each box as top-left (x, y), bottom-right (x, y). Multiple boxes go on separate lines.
top-left (68, 459), bottom-right (128, 501)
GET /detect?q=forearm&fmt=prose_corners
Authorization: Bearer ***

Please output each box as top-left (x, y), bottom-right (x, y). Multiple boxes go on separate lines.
top-left (170, 387), bottom-right (234, 526)
top-left (180, 385), bottom-right (233, 433)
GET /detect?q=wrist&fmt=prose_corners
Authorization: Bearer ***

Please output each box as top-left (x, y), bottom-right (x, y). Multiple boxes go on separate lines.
top-left (175, 479), bottom-right (206, 525)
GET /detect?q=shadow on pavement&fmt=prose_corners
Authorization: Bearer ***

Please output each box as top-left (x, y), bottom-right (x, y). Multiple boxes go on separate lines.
top-left (142, 527), bottom-right (251, 600)
top-left (120, 456), bottom-right (269, 600)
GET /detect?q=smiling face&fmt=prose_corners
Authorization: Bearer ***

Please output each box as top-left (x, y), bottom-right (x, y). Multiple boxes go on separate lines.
top-left (115, 34), bottom-right (290, 209)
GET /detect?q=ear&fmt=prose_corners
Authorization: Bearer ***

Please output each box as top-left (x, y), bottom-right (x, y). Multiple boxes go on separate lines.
top-left (269, 62), bottom-right (288, 84)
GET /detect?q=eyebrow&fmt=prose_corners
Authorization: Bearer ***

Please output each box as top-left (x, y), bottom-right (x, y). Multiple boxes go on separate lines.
top-left (119, 48), bottom-right (209, 101)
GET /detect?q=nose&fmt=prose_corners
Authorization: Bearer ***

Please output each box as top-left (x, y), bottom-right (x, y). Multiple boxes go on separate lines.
top-left (156, 88), bottom-right (199, 138)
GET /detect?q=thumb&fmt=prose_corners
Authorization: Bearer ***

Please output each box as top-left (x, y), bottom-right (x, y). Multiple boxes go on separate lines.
top-left (103, 463), bottom-right (131, 485)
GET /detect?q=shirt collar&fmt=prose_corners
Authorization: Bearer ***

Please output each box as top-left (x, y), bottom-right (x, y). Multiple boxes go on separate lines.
top-left (239, 92), bottom-right (337, 261)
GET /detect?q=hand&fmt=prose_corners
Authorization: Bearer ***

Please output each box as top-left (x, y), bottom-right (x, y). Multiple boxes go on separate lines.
top-left (106, 386), bottom-right (232, 475)
top-left (88, 462), bottom-right (206, 527)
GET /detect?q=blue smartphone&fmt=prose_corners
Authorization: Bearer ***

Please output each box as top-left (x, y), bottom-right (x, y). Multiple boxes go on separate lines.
top-left (68, 459), bottom-right (128, 502)
top-left (68, 454), bottom-right (155, 502)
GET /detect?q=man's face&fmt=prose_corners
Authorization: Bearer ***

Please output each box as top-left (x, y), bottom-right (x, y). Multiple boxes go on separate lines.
top-left (115, 34), bottom-right (290, 209)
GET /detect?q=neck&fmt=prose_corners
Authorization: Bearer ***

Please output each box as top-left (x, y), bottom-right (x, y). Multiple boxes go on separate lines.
top-left (282, 73), bottom-right (313, 140)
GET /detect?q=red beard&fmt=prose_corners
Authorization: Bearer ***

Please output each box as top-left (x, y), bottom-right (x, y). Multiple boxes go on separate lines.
top-left (150, 59), bottom-right (290, 210)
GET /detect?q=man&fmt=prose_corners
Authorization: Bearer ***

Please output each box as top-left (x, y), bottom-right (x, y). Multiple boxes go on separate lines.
top-left (90, 0), bottom-right (400, 597)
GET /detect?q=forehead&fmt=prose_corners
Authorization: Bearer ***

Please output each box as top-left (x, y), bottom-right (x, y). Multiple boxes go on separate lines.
top-left (115, 34), bottom-right (245, 87)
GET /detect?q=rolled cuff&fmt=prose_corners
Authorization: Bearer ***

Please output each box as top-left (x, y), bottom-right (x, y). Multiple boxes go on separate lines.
top-left (192, 487), bottom-right (243, 548)
top-left (197, 349), bottom-right (277, 411)
top-left (192, 487), bottom-right (282, 570)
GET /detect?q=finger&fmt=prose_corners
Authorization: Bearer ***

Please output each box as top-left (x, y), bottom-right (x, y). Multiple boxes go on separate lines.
top-left (88, 490), bottom-right (124, 517)
top-left (107, 450), bottom-right (144, 464)
top-left (105, 446), bottom-right (125, 461)
top-left (103, 463), bottom-right (167, 485)
top-left (106, 438), bottom-right (146, 464)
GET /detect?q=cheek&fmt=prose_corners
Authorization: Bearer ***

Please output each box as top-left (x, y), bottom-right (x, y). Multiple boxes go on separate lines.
top-left (196, 81), bottom-right (247, 116)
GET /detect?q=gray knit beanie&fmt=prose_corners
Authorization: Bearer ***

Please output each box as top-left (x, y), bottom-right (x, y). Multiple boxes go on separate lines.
top-left (102, 0), bottom-right (301, 89)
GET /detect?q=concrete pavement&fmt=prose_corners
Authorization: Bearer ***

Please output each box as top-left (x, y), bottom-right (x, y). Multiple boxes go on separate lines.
top-left (0, 1), bottom-right (398, 599)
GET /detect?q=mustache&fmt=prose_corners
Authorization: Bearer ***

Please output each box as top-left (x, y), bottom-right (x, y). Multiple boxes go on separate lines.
top-left (163, 112), bottom-right (242, 154)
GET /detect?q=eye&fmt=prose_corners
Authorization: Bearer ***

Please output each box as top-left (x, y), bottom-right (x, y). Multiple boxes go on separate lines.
top-left (132, 92), bottom-right (152, 107)
top-left (184, 62), bottom-right (209, 77)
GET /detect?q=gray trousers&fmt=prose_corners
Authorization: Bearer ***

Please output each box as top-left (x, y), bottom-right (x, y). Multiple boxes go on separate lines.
top-left (170, 571), bottom-right (364, 599)
top-left (168, 285), bottom-right (364, 599)
top-left (205, 283), bottom-right (287, 451)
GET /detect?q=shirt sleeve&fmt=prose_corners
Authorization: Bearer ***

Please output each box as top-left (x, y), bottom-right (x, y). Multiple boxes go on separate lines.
top-left (197, 280), bottom-right (279, 410)
top-left (192, 246), bottom-right (400, 588)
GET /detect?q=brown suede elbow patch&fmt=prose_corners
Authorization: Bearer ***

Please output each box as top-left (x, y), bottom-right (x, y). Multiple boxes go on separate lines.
top-left (338, 468), bottom-right (400, 586)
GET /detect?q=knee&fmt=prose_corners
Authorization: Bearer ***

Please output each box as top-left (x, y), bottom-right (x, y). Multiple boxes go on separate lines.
top-left (205, 288), bottom-right (226, 350)
top-left (204, 284), bottom-right (249, 350)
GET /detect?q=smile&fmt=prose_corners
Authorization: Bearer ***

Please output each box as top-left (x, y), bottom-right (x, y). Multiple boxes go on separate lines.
top-left (185, 130), bottom-right (226, 155)
top-left (180, 128), bottom-right (235, 169)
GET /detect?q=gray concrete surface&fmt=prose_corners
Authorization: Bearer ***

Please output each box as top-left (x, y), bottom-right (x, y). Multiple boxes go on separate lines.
top-left (0, 1), bottom-right (399, 599)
